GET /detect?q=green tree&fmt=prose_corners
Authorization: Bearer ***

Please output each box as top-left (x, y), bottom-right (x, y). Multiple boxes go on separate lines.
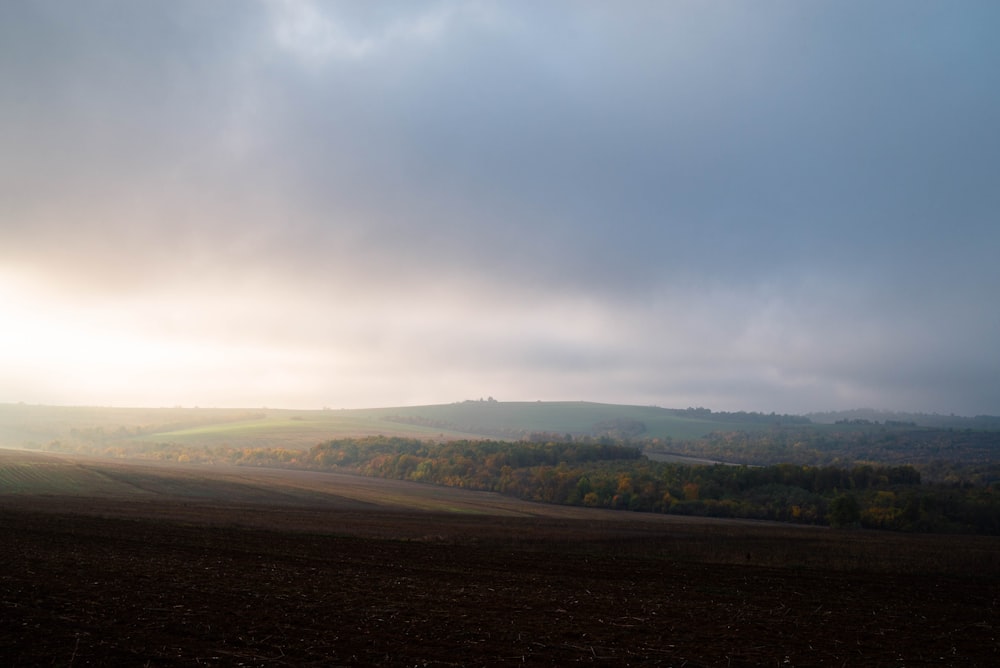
top-left (828, 494), bottom-right (861, 528)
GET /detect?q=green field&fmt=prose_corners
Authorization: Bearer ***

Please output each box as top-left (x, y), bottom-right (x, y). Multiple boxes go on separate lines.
top-left (365, 401), bottom-right (739, 439)
top-left (0, 401), bottom-right (778, 453)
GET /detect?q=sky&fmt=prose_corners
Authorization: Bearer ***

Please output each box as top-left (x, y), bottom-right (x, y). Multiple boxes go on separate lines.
top-left (1, 1), bottom-right (998, 416)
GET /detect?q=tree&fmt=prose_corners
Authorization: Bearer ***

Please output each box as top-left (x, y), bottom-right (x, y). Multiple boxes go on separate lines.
top-left (828, 494), bottom-right (861, 528)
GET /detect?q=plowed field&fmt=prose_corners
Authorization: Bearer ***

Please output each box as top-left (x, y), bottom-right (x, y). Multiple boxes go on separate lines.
top-left (2, 492), bottom-right (997, 666)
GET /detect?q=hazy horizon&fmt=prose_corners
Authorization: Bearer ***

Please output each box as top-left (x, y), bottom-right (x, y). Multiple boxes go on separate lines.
top-left (2, 2), bottom-right (998, 416)
top-left (2, 397), bottom-right (995, 422)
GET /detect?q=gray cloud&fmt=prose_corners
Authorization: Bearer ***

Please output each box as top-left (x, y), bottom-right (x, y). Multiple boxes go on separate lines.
top-left (1, 1), bottom-right (998, 413)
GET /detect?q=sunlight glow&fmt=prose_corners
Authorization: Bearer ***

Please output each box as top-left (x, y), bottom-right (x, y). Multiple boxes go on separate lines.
top-left (0, 272), bottom-right (324, 407)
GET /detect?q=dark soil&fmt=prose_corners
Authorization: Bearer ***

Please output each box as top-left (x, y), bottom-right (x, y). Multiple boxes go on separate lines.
top-left (1, 496), bottom-right (997, 667)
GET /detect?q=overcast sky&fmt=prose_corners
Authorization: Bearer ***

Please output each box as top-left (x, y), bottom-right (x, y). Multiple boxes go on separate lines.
top-left (1, 1), bottom-right (998, 415)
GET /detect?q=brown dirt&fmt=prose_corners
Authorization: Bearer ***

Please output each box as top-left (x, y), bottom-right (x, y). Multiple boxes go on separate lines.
top-left (1, 495), bottom-right (998, 667)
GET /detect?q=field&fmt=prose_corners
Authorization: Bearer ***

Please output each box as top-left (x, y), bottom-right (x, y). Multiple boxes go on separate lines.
top-left (0, 401), bottom-right (774, 453)
top-left (2, 448), bottom-right (998, 666)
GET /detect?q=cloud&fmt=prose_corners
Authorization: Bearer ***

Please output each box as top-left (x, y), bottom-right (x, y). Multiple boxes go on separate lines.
top-left (267, 0), bottom-right (480, 63)
top-left (0, 1), bottom-right (998, 414)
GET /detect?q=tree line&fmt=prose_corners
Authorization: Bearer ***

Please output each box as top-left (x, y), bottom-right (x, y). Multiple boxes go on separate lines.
top-left (649, 425), bottom-right (1000, 485)
top-left (33, 433), bottom-right (999, 534)
top-left (303, 437), bottom-right (996, 534)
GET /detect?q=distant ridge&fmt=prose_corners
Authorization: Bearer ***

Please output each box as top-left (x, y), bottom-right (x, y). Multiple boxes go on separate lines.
top-left (0, 400), bottom-right (811, 450)
top-left (370, 401), bottom-right (811, 441)
top-left (3, 402), bottom-right (998, 456)
top-left (806, 408), bottom-right (1000, 430)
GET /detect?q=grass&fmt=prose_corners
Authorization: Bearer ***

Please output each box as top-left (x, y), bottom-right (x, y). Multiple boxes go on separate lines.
top-left (141, 401), bottom-right (774, 445)
top-left (147, 412), bottom-right (485, 450)
top-left (363, 400), bottom-right (766, 440)
top-left (2, 401), bottom-right (759, 453)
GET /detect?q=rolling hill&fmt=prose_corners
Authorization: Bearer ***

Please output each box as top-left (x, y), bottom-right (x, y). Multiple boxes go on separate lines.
top-left (0, 400), bottom-right (801, 454)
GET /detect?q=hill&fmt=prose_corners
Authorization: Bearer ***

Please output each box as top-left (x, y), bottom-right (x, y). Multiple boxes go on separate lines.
top-left (0, 401), bottom-right (805, 453)
top-left (807, 408), bottom-right (1000, 429)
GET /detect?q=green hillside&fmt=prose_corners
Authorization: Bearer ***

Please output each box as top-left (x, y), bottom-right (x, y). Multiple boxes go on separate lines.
top-left (362, 401), bottom-right (779, 440)
top-left (0, 401), bottom-right (796, 454)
